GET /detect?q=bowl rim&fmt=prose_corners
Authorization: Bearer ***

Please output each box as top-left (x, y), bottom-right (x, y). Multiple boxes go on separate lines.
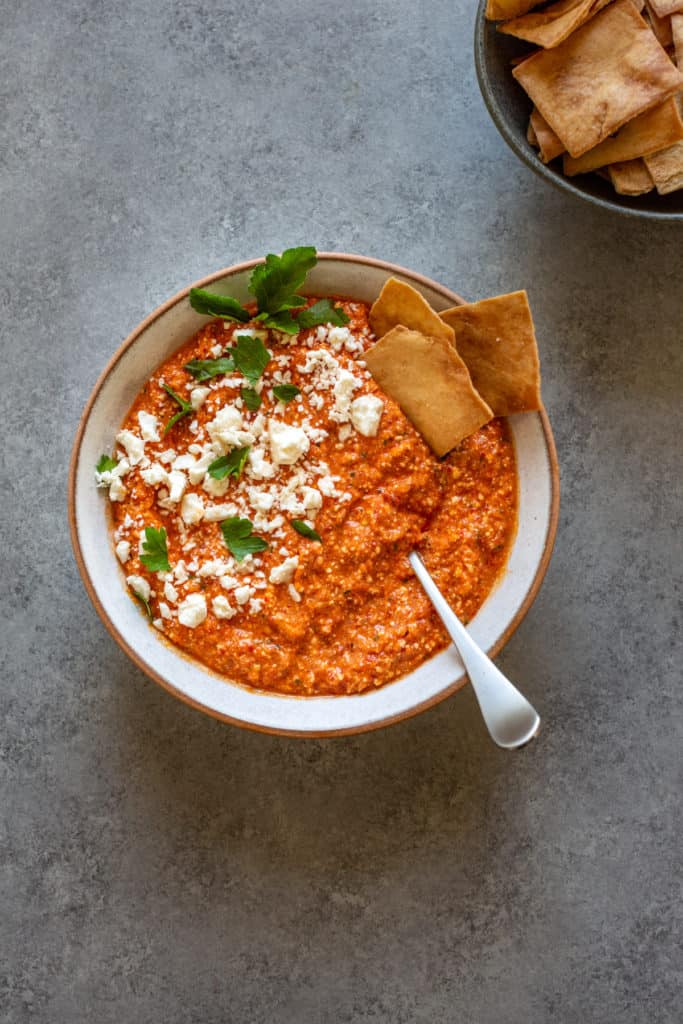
top-left (68, 252), bottom-right (560, 737)
top-left (473, 2), bottom-right (683, 222)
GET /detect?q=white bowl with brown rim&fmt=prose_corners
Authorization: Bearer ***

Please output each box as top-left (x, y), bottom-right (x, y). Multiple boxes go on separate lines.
top-left (69, 254), bottom-right (559, 737)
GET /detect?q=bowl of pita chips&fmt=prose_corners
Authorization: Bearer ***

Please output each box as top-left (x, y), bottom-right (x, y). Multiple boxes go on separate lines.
top-left (475, 0), bottom-right (683, 217)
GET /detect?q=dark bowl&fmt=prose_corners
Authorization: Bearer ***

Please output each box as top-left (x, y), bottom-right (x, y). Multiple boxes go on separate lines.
top-left (474, 1), bottom-right (683, 220)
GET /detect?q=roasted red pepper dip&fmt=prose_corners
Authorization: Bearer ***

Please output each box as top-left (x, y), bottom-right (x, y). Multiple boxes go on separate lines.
top-left (96, 299), bottom-right (517, 695)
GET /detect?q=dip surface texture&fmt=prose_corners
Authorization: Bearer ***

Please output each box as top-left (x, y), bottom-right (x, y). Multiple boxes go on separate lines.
top-left (104, 300), bottom-right (517, 695)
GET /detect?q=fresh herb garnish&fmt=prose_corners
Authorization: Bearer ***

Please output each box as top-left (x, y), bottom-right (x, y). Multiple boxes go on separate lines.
top-left (232, 334), bottom-right (271, 382)
top-left (131, 588), bottom-right (153, 620)
top-left (189, 288), bottom-right (250, 322)
top-left (184, 356), bottom-right (235, 381)
top-left (208, 446), bottom-right (251, 481)
top-left (162, 383), bottom-right (193, 434)
top-left (241, 386), bottom-right (262, 411)
top-left (250, 247), bottom-right (317, 317)
top-left (187, 248), bottom-right (348, 336)
top-left (291, 519), bottom-right (322, 543)
top-left (296, 298), bottom-right (350, 330)
top-left (140, 526), bottom-right (170, 572)
top-left (96, 454), bottom-right (118, 474)
top-left (220, 517), bottom-right (269, 562)
top-left (272, 384), bottom-right (301, 404)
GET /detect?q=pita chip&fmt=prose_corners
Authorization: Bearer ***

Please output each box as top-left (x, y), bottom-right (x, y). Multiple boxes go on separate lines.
top-left (440, 292), bottom-right (542, 417)
top-left (563, 97), bottom-right (683, 174)
top-left (527, 118), bottom-right (539, 146)
top-left (672, 12), bottom-right (683, 63)
top-left (530, 108), bottom-right (565, 162)
top-left (644, 0), bottom-right (675, 43)
top-left (607, 159), bottom-right (655, 193)
top-left (513, 0), bottom-right (683, 157)
top-left (363, 327), bottom-right (492, 457)
top-left (644, 140), bottom-right (683, 191)
top-left (369, 277), bottom-right (455, 347)
top-left (647, 0), bottom-right (683, 19)
top-left (499, 0), bottom-right (612, 49)
top-left (486, 0), bottom-right (543, 20)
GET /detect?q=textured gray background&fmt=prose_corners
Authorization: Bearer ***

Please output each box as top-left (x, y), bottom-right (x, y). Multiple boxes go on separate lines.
top-left (2, 1), bottom-right (681, 1021)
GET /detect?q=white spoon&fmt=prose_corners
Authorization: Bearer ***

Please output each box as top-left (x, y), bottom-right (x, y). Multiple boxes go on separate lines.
top-left (409, 551), bottom-right (541, 749)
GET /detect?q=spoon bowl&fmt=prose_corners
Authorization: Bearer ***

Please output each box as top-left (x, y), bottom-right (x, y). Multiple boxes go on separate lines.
top-left (409, 551), bottom-right (541, 749)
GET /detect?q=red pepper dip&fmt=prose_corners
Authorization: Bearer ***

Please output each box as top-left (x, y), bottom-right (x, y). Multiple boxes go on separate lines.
top-left (96, 299), bottom-right (517, 695)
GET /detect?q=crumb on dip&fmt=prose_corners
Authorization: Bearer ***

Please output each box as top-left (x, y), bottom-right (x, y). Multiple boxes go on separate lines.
top-left (96, 299), bottom-right (517, 696)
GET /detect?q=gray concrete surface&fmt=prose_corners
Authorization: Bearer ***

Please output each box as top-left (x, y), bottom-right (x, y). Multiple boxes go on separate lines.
top-left (2, 1), bottom-right (681, 1021)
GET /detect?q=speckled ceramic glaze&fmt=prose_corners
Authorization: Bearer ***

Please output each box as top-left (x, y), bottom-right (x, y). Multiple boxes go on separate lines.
top-left (474, 2), bottom-right (683, 220)
top-left (69, 254), bottom-right (559, 736)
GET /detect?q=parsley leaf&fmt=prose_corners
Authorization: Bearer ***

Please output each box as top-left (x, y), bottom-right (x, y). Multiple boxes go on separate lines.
top-left (162, 383), bottom-right (193, 434)
top-left (296, 299), bottom-right (350, 330)
top-left (249, 247), bottom-right (317, 315)
top-left (241, 386), bottom-right (262, 411)
top-left (272, 384), bottom-right (300, 404)
top-left (232, 334), bottom-right (271, 382)
top-left (184, 356), bottom-right (235, 381)
top-left (131, 588), bottom-right (153, 620)
top-left (258, 309), bottom-right (300, 335)
top-left (189, 288), bottom-right (250, 322)
top-left (140, 526), bottom-right (170, 572)
top-left (96, 454), bottom-right (117, 474)
top-left (291, 519), bottom-right (322, 543)
top-left (220, 517), bottom-right (269, 562)
top-left (208, 446), bottom-right (251, 480)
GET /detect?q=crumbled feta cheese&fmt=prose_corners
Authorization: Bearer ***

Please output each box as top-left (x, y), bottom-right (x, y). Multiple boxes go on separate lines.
top-left (127, 574), bottom-right (150, 602)
top-left (288, 583), bottom-right (301, 603)
top-left (219, 575), bottom-right (239, 590)
top-left (115, 540), bottom-right (131, 564)
top-left (234, 585), bottom-right (254, 606)
top-left (172, 453), bottom-right (196, 472)
top-left (116, 430), bottom-right (146, 466)
top-left (141, 463), bottom-right (169, 487)
top-left (350, 394), bottom-right (384, 437)
top-left (247, 487), bottom-right (275, 513)
top-left (301, 486), bottom-right (323, 514)
top-left (248, 446), bottom-right (276, 479)
top-left (269, 420), bottom-right (310, 466)
top-left (331, 369), bottom-right (360, 423)
top-left (338, 425), bottom-right (353, 442)
top-left (159, 602), bottom-right (172, 620)
top-left (109, 478), bottom-right (127, 502)
top-left (164, 580), bottom-right (178, 604)
top-left (269, 556), bottom-right (299, 585)
top-left (249, 598), bottom-right (263, 614)
top-left (327, 326), bottom-right (352, 350)
top-left (207, 405), bottom-right (255, 451)
top-left (180, 491), bottom-right (204, 525)
top-left (318, 475), bottom-right (337, 497)
top-left (188, 447), bottom-right (215, 485)
top-left (190, 386), bottom-right (211, 410)
top-left (212, 595), bottom-right (236, 619)
top-left (166, 470), bottom-right (187, 504)
top-left (177, 592), bottom-right (207, 628)
top-left (204, 503), bottom-right (239, 522)
top-left (137, 411), bottom-right (160, 442)
top-left (202, 473), bottom-right (232, 498)
top-left (174, 561), bottom-right (189, 584)
top-left (159, 449), bottom-right (176, 464)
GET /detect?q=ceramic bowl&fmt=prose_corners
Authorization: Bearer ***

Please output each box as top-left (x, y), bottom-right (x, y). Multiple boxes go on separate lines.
top-left (69, 254), bottom-right (560, 736)
top-left (474, 2), bottom-right (683, 220)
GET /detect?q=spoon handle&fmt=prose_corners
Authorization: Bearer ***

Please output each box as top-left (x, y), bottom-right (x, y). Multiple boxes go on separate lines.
top-left (409, 551), bottom-right (541, 750)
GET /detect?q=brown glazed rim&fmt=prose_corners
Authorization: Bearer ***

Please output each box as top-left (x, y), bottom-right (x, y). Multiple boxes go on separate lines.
top-left (68, 253), bottom-right (560, 738)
